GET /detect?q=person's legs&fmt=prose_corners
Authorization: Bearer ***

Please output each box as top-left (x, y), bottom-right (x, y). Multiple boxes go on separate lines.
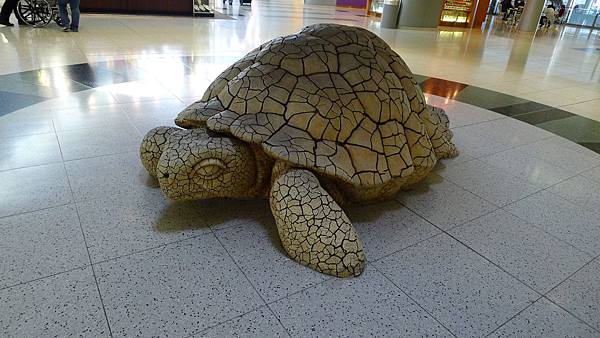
top-left (1, 0), bottom-right (19, 25)
top-left (58, 0), bottom-right (70, 30)
top-left (11, 0), bottom-right (27, 24)
top-left (69, 0), bottom-right (80, 31)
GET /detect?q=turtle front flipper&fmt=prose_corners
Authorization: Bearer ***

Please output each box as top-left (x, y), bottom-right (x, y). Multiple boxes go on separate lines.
top-left (269, 164), bottom-right (365, 277)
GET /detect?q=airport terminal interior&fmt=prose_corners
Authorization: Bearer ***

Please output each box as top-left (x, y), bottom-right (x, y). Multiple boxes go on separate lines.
top-left (1, 0), bottom-right (600, 336)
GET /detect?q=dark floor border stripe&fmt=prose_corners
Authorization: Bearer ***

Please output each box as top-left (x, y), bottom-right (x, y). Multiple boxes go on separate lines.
top-left (1, 60), bottom-right (599, 154)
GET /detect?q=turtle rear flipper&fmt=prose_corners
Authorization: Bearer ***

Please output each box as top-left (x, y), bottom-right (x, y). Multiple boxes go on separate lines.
top-left (426, 105), bottom-right (459, 159)
top-left (269, 163), bottom-right (365, 277)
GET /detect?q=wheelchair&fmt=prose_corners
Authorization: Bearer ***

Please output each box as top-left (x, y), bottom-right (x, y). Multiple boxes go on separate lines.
top-left (16, 0), bottom-right (63, 27)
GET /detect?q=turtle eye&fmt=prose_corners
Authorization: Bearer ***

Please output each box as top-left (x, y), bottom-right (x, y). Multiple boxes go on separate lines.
top-left (192, 159), bottom-right (225, 180)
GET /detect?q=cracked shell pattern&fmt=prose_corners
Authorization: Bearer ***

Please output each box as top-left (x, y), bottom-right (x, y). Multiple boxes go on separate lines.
top-left (270, 166), bottom-right (365, 277)
top-left (140, 24), bottom-right (459, 278)
top-left (175, 23), bottom-right (457, 188)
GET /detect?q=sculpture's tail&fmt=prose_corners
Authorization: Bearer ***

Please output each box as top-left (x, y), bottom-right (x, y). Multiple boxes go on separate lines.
top-left (425, 105), bottom-right (459, 159)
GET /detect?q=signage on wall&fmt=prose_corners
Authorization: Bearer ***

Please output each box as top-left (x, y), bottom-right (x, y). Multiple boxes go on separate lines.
top-left (443, 0), bottom-right (473, 11)
top-left (440, 0), bottom-right (475, 24)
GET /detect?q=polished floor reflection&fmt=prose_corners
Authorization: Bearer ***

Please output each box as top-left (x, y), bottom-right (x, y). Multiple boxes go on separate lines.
top-left (1, 2), bottom-right (600, 118)
top-left (1, 1), bottom-right (600, 337)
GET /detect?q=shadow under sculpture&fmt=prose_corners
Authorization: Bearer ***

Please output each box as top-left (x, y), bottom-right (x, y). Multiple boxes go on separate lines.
top-left (140, 24), bottom-right (459, 277)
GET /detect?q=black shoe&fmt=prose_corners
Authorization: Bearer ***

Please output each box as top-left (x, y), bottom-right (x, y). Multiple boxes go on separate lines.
top-left (62, 26), bottom-right (70, 32)
top-left (0, 20), bottom-right (14, 27)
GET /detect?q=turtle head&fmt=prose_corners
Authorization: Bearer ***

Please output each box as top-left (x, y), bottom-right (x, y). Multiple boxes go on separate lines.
top-left (147, 127), bottom-right (257, 201)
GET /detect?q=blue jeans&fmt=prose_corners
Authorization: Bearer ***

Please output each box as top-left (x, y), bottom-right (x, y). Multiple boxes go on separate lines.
top-left (58, 0), bottom-right (80, 30)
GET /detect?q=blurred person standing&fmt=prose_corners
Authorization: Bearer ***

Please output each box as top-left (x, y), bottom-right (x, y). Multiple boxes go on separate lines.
top-left (501, 0), bottom-right (513, 19)
top-left (0, 0), bottom-right (27, 26)
top-left (58, 0), bottom-right (80, 32)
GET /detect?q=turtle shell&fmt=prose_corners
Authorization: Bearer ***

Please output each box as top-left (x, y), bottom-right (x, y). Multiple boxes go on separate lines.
top-left (176, 24), bottom-right (456, 187)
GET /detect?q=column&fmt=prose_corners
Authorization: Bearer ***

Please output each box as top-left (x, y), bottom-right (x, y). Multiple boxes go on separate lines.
top-left (488, 0), bottom-right (498, 14)
top-left (304, 0), bottom-right (336, 5)
top-left (518, 0), bottom-right (545, 32)
top-left (397, 0), bottom-right (444, 28)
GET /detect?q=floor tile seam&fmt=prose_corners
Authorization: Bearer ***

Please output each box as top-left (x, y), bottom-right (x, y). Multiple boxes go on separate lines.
top-left (514, 167), bottom-right (600, 219)
top-left (510, 147), bottom-right (600, 175)
top-left (53, 121), bottom-right (150, 136)
top-left (0, 130), bottom-right (57, 141)
top-left (117, 103), bottom-right (146, 138)
top-left (515, 137), bottom-right (600, 162)
top-left (447, 114), bottom-right (506, 129)
top-left (474, 135), bottom-right (583, 175)
top-left (53, 114), bottom-right (141, 134)
top-left (52, 116), bottom-right (134, 166)
top-left (500, 204), bottom-right (597, 259)
top-left (34, 101), bottom-right (128, 114)
top-left (0, 202), bottom-right (74, 221)
top-left (580, 164), bottom-right (600, 185)
top-left (53, 117), bottom-right (114, 337)
top-left (50, 107), bottom-right (143, 125)
top-left (449, 116), bottom-right (515, 135)
top-left (184, 303), bottom-right (287, 338)
top-left (557, 96), bottom-right (600, 108)
top-left (500, 106), bottom-right (573, 119)
top-left (87, 231), bottom-right (214, 266)
top-left (207, 228), bottom-right (294, 338)
top-left (71, 202), bottom-right (114, 338)
top-left (111, 95), bottom-right (184, 106)
top-left (117, 18), bottom-right (161, 37)
top-left (542, 254), bottom-right (600, 299)
top-left (434, 166), bottom-right (544, 209)
top-left (456, 147), bottom-right (597, 204)
top-left (400, 202), bottom-right (549, 297)
top-left (482, 295), bottom-right (545, 338)
top-left (0, 263), bottom-right (93, 292)
top-left (261, 274), bottom-right (333, 307)
top-left (131, 122), bottom-right (151, 139)
top-left (0, 130), bottom-right (55, 138)
top-left (369, 231), bottom-right (446, 264)
top-left (451, 201), bottom-right (595, 281)
top-left (438, 223), bottom-right (549, 297)
top-left (61, 148), bottom-right (140, 164)
top-left (498, 179), bottom-right (599, 259)
top-left (371, 265), bottom-right (459, 337)
top-left (461, 144), bottom-right (515, 161)
top-left (62, 149), bottom-right (139, 166)
top-left (118, 100), bottom-right (188, 116)
top-left (540, 287), bottom-right (600, 334)
top-left (147, 78), bottom-right (192, 104)
top-left (396, 189), bottom-right (502, 232)
top-left (0, 158), bottom-right (65, 174)
top-left (542, 297), bottom-right (600, 334)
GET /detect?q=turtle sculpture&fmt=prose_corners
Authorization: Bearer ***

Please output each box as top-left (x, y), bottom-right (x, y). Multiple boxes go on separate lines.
top-left (140, 23), bottom-right (458, 277)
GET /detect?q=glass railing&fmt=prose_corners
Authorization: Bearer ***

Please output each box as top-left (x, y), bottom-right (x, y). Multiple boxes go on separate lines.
top-left (567, 8), bottom-right (600, 27)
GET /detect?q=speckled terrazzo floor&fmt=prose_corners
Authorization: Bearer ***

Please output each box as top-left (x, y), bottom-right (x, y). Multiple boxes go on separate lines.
top-left (2, 88), bottom-right (600, 336)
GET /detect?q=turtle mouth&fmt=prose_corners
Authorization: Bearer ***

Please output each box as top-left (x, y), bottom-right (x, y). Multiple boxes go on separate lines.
top-left (158, 174), bottom-right (213, 201)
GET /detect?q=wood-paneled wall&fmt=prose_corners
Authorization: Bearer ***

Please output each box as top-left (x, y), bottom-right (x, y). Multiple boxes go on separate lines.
top-left (80, 0), bottom-right (193, 15)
